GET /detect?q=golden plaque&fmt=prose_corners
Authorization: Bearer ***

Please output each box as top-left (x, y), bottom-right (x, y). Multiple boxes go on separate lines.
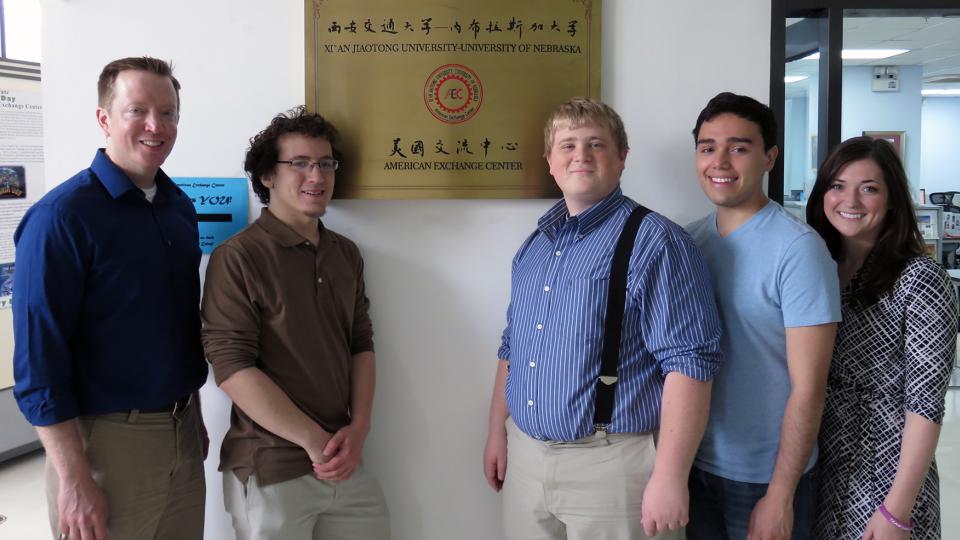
top-left (306, 0), bottom-right (601, 199)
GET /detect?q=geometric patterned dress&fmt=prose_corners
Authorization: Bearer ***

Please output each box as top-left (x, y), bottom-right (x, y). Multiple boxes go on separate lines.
top-left (814, 256), bottom-right (957, 539)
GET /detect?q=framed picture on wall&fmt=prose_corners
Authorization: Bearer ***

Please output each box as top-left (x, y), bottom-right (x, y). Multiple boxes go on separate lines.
top-left (863, 130), bottom-right (906, 159)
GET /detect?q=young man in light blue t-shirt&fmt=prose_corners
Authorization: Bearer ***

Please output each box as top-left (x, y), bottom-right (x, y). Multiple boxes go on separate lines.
top-left (685, 92), bottom-right (841, 540)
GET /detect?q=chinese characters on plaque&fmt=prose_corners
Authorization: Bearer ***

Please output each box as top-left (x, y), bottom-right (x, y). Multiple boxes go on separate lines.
top-left (306, 0), bottom-right (601, 199)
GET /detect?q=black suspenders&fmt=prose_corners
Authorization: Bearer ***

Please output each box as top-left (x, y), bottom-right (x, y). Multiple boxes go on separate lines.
top-left (592, 205), bottom-right (651, 432)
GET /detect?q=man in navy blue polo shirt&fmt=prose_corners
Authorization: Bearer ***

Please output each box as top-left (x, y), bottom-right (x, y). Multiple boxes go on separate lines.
top-left (13, 57), bottom-right (208, 540)
top-left (483, 97), bottom-right (724, 539)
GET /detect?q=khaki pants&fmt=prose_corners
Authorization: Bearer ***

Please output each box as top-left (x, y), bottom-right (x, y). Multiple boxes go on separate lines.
top-left (46, 401), bottom-right (206, 540)
top-left (223, 466), bottom-right (389, 540)
top-left (503, 417), bottom-right (681, 540)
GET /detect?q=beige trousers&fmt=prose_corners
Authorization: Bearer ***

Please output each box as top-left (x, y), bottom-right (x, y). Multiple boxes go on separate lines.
top-left (45, 401), bottom-right (206, 540)
top-left (503, 417), bottom-right (682, 540)
top-left (223, 466), bottom-right (390, 540)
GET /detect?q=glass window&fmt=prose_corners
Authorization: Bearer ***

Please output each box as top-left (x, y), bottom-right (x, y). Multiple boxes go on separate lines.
top-left (2, 0), bottom-right (42, 63)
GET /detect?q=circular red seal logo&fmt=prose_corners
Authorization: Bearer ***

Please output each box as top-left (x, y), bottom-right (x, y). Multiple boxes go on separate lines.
top-left (423, 64), bottom-right (483, 124)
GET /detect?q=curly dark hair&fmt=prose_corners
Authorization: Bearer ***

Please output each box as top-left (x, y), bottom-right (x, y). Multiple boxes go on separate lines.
top-left (244, 106), bottom-right (341, 205)
top-left (806, 136), bottom-right (925, 307)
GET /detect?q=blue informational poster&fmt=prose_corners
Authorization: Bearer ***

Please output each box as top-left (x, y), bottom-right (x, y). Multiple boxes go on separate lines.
top-left (173, 177), bottom-right (249, 253)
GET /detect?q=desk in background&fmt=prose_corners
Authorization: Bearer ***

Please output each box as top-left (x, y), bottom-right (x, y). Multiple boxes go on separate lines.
top-left (948, 269), bottom-right (960, 389)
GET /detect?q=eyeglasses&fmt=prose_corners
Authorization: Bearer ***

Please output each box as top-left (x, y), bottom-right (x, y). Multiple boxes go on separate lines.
top-left (276, 158), bottom-right (339, 173)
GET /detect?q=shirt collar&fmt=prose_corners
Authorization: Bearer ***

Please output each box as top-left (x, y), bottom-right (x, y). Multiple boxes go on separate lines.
top-left (90, 148), bottom-right (177, 201)
top-left (255, 207), bottom-right (330, 248)
top-left (537, 185), bottom-right (624, 239)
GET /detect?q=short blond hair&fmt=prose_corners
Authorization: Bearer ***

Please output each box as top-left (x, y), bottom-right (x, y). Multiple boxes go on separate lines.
top-left (543, 97), bottom-right (628, 156)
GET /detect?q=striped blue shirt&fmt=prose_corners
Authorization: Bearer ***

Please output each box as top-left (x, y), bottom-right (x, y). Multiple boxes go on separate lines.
top-left (498, 187), bottom-right (723, 441)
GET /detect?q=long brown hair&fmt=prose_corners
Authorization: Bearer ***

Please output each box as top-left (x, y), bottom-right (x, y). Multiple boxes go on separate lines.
top-left (806, 136), bottom-right (925, 306)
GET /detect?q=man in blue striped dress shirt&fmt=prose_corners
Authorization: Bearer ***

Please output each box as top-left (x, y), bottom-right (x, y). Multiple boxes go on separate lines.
top-left (483, 97), bottom-right (724, 539)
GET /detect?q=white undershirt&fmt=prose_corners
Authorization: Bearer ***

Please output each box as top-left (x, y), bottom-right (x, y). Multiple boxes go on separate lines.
top-left (141, 184), bottom-right (158, 203)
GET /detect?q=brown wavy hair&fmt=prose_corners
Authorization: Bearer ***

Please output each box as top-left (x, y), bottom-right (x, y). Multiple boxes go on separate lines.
top-left (806, 136), bottom-right (925, 306)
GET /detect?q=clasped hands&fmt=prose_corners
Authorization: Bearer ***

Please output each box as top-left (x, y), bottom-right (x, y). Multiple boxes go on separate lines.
top-left (308, 422), bottom-right (368, 482)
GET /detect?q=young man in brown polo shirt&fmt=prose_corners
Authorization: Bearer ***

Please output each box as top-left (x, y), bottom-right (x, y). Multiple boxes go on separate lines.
top-left (201, 106), bottom-right (389, 540)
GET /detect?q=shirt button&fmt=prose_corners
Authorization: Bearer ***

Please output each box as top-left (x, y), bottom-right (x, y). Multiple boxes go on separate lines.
top-left (529, 361), bottom-right (536, 368)
top-left (527, 400), bottom-right (534, 406)
top-left (555, 250), bottom-right (561, 256)
top-left (543, 285), bottom-right (550, 292)
top-left (536, 323), bottom-right (543, 330)
top-left (317, 277), bottom-right (323, 284)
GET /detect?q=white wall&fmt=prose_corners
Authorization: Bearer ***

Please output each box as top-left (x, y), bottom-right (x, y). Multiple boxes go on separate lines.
top-left (41, 1), bottom-right (771, 539)
top-left (841, 65), bottom-right (924, 185)
top-left (920, 97), bottom-right (960, 195)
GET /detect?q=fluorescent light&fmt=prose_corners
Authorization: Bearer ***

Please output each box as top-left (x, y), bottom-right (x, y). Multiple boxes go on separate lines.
top-left (844, 49), bottom-right (909, 60)
top-left (785, 75), bottom-right (809, 83)
top-left (802, 49), bottom-right (909, 61)
top-left (922, 89), bottom-right (960, 96)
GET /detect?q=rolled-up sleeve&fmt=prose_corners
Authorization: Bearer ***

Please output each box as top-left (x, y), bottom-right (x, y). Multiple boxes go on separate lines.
top-left (201, 244), bottom-right (263, 385)
top-left (349, 250), bottom-right (374, 355)
top-left (12, 203), bottom-right (86, 426)
top-left (903, 263), bottom-right (957, 424)
top-left (636, 225), bottom-right (724, 381)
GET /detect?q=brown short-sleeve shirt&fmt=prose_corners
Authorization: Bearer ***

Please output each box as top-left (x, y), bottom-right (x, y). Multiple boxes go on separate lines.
top-left (201, 208), bottom-right (373, 486)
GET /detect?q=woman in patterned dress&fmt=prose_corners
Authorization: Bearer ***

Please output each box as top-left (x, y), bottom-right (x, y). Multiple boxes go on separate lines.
top-left (805, 136), bottom-right (957, 539)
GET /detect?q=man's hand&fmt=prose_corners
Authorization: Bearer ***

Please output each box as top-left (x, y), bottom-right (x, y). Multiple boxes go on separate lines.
top-left (37, 421), bottom-right (108, 540)
top-left (747, 493), bottom-right (793, 540)
top-left (312, 422), bottom-right (369, 482)
top-left (484, 361), bottom-right (510, 492)
top-left (302, 428), bottom-right (335, 469)
top-left (640, 471), bottom-right (688, 536)
top-left (58, 472), bottom-right (108, 540)
top-left (643, 373), bottom-right (710, 536)
top-left (483, 425), bottom-right (508, 492)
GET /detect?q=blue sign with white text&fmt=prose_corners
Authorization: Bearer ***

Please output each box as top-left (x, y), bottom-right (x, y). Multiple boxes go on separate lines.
top-left (173, 177), bottom-right (249, 253)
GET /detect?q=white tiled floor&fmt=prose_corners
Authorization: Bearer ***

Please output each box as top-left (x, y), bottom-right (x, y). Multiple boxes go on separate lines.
top-left (937, 388), bottom-right (960, 536)
top-left (0, 449), bottom-right (47, 540)
top-left (1, 390), bottom-right (959, 539)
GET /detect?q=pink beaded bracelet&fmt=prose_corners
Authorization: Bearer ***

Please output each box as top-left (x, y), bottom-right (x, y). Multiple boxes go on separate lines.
top-left (878, 504), bottom-right (915, 531)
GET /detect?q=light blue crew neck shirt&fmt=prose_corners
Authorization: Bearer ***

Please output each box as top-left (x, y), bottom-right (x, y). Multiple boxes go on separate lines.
top-left (686, 200), bottom-right (841, 483)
